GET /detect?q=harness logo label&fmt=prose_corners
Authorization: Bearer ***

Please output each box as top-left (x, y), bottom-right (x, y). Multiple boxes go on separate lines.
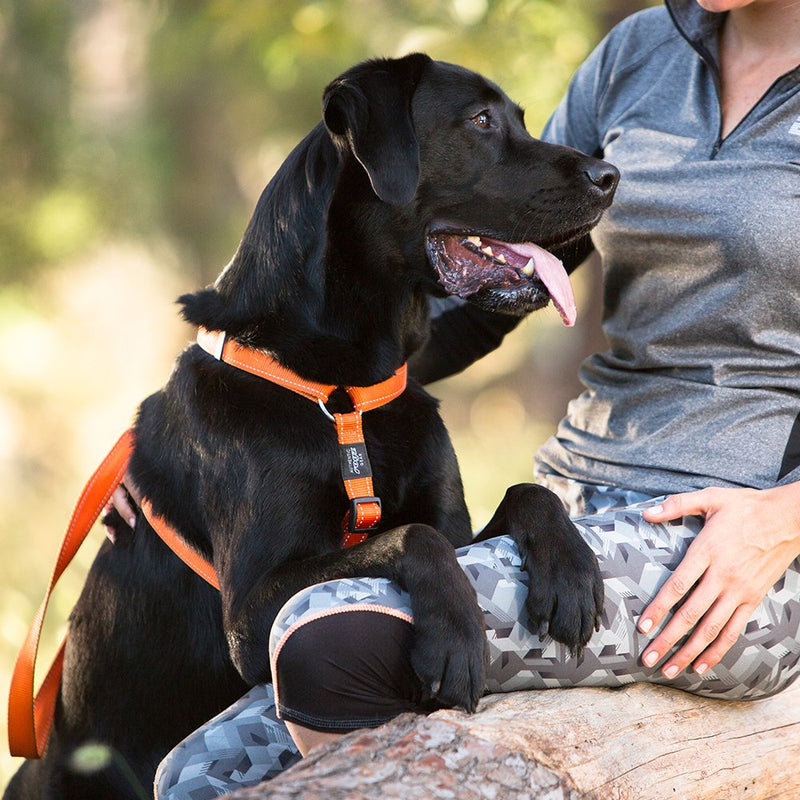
top-left (790, 116), bottom-right (800, 137)
top-left (339, 442), bottom-right (372, 480)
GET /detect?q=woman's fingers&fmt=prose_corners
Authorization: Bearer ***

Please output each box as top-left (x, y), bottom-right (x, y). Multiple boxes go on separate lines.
top-left (642, 489), bottom-right (714, 525)
top-left (110, 483), bottom-right (138, 528)
top-left (640, 566), bottom-right (715, 674)
top-left (638, 485), bottom-right (800, 678)
top-left (647, 592), bottom-right (746, 677)
top-left (690, 604), bottom-right (755, 674)
top-left (638, 554), bottom-right (706, 637)
top-left (639, 489), bottom-right (724, 675)
top-left (638, 494), bottom-right (715, 642)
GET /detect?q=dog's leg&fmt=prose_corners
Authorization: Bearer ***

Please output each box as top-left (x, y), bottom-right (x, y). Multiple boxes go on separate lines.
top-left (224, 523), bottom-right (487, 713)
top-left (391, 524), bottom-right (487, 710)
top-left (474, 483), bottom-right (604, 652)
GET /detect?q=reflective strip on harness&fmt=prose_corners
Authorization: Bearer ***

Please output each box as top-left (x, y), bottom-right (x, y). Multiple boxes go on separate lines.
top-left (335, 410), bottom-right (382, 545)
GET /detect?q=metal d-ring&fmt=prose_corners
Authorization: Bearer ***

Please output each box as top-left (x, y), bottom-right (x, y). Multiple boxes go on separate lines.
top-left (317, 398), bottom-right (335, 422)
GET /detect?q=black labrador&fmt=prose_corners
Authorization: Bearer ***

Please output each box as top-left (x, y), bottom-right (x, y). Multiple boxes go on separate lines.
top-left (5, 53), bottom-right (617, 799)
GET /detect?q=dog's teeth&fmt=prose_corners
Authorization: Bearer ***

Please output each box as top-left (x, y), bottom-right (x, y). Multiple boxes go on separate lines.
top-left (521, 258), bottom-right (536, 276)
top-left (466, 236), bottom-right (482, 247)
top-left (497, 254), bottom-right (507, 264)
top-left (482, 245), bottom-right (494, 257)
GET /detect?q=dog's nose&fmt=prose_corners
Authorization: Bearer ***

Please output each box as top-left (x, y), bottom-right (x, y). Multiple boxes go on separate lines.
top-left (584, 161), bottom-right (619, 196)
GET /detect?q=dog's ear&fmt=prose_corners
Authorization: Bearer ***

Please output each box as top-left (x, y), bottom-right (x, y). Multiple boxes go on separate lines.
top-left (323, 54), bottom-right (430, 206)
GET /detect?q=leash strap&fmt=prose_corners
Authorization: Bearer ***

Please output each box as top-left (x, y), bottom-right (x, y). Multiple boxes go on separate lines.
top-left (7, 430), bottom-right (134, 759)
top-left (8, 431), bottom-right (220, 759)
top-left (196, 327), bottom-right (407, 544)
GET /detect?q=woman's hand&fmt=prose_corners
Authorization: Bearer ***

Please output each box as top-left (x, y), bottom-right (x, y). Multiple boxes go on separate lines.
top-left (638, 483), bottom-right (800, 679)
top-left (103, 473), bottom-right (142, 542)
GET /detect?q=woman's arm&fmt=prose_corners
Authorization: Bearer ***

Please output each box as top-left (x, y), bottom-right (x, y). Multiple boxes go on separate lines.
top-left (639, 482), bottom-right (800, 678)
top-left (408, 296), bottom-right (523, 384)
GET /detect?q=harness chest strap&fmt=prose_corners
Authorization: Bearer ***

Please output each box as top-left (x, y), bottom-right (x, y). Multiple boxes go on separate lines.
top-left (196, 327), bottom-right (408, 542)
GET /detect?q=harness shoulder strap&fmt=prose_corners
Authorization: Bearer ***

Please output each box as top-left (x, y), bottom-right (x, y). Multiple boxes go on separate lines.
top-left (141, 499), bottom-right (220, 590)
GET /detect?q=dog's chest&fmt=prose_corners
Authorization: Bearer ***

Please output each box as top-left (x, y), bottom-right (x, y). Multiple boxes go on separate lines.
top-left (267, 393), bottom-right (438, 516)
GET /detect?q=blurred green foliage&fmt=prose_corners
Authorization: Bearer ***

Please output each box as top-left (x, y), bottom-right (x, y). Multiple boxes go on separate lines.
top-left (0, 0), bottom-right (650, 786)
top-left (2, 0), bottom-right (604, 284)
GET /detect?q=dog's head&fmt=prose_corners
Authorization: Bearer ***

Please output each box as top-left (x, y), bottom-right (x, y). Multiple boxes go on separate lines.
top-left (322, 54), bottom-right (618, 323)
top-left (182, 55), bottom-right (618, 381)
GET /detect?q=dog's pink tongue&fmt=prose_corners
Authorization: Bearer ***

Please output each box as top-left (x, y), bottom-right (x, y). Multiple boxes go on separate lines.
top-left (509, 242), bottom-right (576, 326)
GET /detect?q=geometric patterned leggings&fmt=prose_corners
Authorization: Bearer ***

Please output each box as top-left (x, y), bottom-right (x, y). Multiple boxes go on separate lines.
top-left (155, 482), bottom-right (800, 798)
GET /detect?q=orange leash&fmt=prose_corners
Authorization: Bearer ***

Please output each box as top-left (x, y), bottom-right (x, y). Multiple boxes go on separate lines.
top-left (7, 431), bottom-right (220, 759)
top-left (9, 329), bottom-right (407, 759)
top-left (7, 430), bottom-right (134, 759)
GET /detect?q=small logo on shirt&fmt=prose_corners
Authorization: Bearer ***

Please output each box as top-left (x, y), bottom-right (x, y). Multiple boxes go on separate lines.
top-left (790, 116), bottom-right (800, 137)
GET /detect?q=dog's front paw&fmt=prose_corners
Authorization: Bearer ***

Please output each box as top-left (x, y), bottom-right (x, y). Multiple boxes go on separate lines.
top-left (484, 483), bottom-right (604, 654)
top-left (399, 525), bottom-right (487, 712)
top-left (410, 590), bottom-right (487, 713)
top-left (524, 522), bottom-right (604, 654)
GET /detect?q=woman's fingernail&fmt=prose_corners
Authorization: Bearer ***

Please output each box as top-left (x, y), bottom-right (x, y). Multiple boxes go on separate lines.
top-left (646, 504), bottom-right (663, 515)
top-left (695, 662), bottom-right (708, 675)
top-left (643, 651), bottom-right (659, 667)
top-left (639, 618), bottom-right (653, 634)
top-left (129, 517), bottom-right (137, 527)
top-left (664, 664), bottom-right (680, 679)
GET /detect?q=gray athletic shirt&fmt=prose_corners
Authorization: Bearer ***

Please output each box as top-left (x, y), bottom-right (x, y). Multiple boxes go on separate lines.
top-left (535, 0), bottom-right (800, 495)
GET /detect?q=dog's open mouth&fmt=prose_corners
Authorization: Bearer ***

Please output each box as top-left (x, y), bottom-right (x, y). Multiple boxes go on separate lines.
top-left (426, 232), bottom-right (577, 325)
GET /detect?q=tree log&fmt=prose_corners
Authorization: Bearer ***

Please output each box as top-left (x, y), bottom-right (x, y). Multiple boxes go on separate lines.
top-left (435, 681), bottom-right (800, 799)
top-left (229, 680), bottom-right (800, 799)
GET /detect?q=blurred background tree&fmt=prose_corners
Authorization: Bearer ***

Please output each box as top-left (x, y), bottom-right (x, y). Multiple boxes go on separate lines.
top-left (0, 0), bottom-right (652, 783)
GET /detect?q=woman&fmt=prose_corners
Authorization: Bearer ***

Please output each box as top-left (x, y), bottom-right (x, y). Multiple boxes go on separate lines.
top-left (144, 0), bottom-right (800, 794)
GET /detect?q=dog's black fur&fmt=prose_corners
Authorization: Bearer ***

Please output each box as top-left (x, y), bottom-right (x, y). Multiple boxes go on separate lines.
top-left (6, 54), bottom-right (616, 799)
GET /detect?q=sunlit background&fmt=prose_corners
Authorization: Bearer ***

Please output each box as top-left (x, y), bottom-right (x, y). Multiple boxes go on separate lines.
top-left (0, 0), bottom-right (652, 785)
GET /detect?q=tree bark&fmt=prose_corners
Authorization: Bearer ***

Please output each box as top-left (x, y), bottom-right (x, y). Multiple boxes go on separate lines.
top-left (229, 681), bottom-right (800, 799)
top-left (435, 681), bottom-right (800, 799)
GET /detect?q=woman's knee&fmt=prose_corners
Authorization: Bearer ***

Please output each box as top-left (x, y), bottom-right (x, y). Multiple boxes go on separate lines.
top-left (272, 606), bottom-right (436, 733)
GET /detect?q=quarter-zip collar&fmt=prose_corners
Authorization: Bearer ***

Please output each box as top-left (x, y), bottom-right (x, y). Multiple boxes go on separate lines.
top-left (665, 0), bottom-right (800, 86)
top-left (665, 0), bottom-right (800, 157)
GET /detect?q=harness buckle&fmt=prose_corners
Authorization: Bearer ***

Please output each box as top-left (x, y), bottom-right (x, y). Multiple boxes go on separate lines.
top-left (348, 496), bottom-right (381, 532)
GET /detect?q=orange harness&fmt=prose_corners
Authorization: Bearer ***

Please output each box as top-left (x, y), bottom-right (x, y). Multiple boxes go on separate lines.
top-left (195, 327), bottom-right (407, 544)
top-left (7, 329), bottom-right (407, 759)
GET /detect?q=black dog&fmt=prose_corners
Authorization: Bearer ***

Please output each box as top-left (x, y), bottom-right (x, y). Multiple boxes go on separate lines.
top-left (5, 53), bottom-right (616, 799)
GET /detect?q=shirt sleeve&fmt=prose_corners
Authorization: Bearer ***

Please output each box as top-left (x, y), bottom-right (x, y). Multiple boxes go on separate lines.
top-left (540, 29), bottom-right (611, 156)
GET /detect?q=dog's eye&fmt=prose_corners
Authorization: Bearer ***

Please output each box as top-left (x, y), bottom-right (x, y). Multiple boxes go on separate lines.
top-left (471, 111), bottom-right (492, 129)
